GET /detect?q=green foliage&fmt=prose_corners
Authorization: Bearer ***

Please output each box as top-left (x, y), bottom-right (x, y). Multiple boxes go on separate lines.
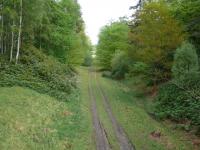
top-left (169, 0), bottom-right (200, 55)
top-left (82, 51), bottom-right (93, 67)
top-left (129, 1), bottom-right (184, 83)
top-left (82, 45), bottom-right (93, 67)
top-left (96, 20), bottom-right (130, 69)
top-left (0, 46), bottom-right (76, 101)
top-left (1, 0), bottom-right (90, 65)
top-left (102, 71), bottom-right (112, 78)
top-left (154, 72), bottom-right (200, 134)
top-left (111, 51), bottom-right (129, 79)
top-left (0, 0), bottom-right (90, 102)
top-left (172, 42), bottom-right (199, 80)
top-left (36, 0), bottom-right (90, 64)
top-left (126, 62), bottom-right (151, 85)
top-left (128, 62), bottom-right (149, 77)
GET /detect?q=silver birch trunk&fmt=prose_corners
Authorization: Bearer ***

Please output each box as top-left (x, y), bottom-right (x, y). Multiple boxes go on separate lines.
top-left (1, 1), bottom-right (4, 54)
top-left (16, 0), bottom-right (22, 64)
top-left (10, 20), bottom-right (14, 62)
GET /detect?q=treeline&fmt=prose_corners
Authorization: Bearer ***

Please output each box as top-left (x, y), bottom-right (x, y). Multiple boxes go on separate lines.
top-left (0, 0), bottom-right (91, 101)
top-left (96, 0), bottom-right (200, 135)
top-left (0, 0), bottom-right (91, 64)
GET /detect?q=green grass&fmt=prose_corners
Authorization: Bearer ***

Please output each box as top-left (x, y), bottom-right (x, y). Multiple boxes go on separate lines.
top-left (78, 67), bottom-right (120, 150)
top-left (96, 71), bottom-right (194, 150)
top-left (0, 86), bottom-right (93, 150)
top-left (92, 72), bottom-right (120, 150)
top-left (77, 68), bottom-right (96, 150)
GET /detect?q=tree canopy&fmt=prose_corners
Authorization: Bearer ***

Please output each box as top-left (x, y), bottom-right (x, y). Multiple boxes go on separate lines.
top-left (129, 1), bottom-right (184, 82)
top-left (96, 20), bottom-right (130, 69)
top-left (0, 0), bottom-right (91, 65)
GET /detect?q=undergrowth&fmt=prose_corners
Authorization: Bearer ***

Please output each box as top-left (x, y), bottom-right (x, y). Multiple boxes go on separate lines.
top-left (154, 73), bottom-right (200, 135)
top-left (0, 45), bottom-right (76, 101)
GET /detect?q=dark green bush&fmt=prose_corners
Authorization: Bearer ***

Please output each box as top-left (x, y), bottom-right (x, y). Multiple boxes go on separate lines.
top-left (172, 42), bottom-right (199, 80)
top-left (0, 46), bottom-right (76, 101)
top-left (111, 51), bottom-right (130, 79)
top-left (102, 71), bottom-right (112, 78)
top-left (82, 52), bottom-right (93, 66)
top-left (154, 72), bottom-right (200, 134)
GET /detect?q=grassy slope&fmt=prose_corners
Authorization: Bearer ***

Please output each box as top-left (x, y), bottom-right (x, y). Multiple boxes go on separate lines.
top-left (0, 86), bottom-right (93, 150)
top-left (96, 71), bottom-right (194, 150)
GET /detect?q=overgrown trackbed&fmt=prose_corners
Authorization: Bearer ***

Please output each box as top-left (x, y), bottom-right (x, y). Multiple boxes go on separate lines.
top-left (88, 70), bottom-right (110, 150)
top-left (88, 68), bottom-right (135, 150)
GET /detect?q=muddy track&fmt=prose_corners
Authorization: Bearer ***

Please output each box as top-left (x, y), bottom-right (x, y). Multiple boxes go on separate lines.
top-left (88, 69), bottom-right (110, 150)
top-left (94, 71), bottom-right (136, 150)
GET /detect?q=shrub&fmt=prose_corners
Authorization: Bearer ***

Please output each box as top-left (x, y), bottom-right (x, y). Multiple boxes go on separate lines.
top-left (82, 52), bottom-right (93, 66)
top-left (102, 71), bottom-right (112, 78)
top-left (172, 42), bottom-right (199, 80)
top-left (154, 42), bottom-right (200, 135)
top-left (154, 72), bottom-right (200, 134)
top-left (0, 46), bottom-right (76, 101)
top-left (111, 51), bottom-right (129, 79)
top-left (127, 62), bottom-right (149, 78)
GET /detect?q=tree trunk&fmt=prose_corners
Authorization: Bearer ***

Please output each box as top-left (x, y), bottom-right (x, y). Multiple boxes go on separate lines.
top-left (1, 0), bottom-right (4, 54)
top-left (4, 26), bottom-right (7, 54)
top-left (10, 21), bottom-right (14, 62)
top-left (16, 0), bottom-right (22, 64)
top-left (39, 24), bottom-right (41, 50)
top-left (10, 1), bottom-right (15, 62)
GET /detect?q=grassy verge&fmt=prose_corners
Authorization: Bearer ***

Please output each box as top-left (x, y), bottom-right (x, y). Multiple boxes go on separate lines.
top-left (77, 68), bottom-right (96, 150)
top-left (96, 71), bottom-right (194, 150)
top-left (0, 86), bottom-right (93, 150)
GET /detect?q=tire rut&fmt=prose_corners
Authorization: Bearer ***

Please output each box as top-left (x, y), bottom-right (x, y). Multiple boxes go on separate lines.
top-left (94, 71), bottom-right (136, 150)
top-left (88, 70), bottom-right (110, 150)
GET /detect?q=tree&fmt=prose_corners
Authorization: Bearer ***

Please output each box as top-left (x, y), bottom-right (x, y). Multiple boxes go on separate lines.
top-left (111, 51), bottom-right (129, 79)
top-left (0, 0), bottom-right (4, 54)
top-left (16, 0), bottom-right (22, 64)
top-left (168, 0), bottom-right (200, 55)
top-left (96, 20), bottom-right (130, 69)
top-left (0, 0), bottom-right (89, 65)
top-left (129, 1), bottom-right (184, 83)
top-left (172, 42), bottom-right (199, 80)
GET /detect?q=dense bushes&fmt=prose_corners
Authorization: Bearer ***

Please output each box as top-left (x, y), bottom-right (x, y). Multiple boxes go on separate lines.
top-left (0, 46), bottom-right (76, 101)
top-left (111, 51), bottom-right (129, 79)
top-left (154, 74), bottom-right (200, 134)
top-left (154, 42), bottom-right (200, 134)
top-left (172, 42), bottom-right (199, 80)
top-left (82, 51), bottom-right (93, 66)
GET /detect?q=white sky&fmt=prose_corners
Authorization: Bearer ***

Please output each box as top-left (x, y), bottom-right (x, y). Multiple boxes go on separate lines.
top-left (78, 0), bottom-right (138, 45)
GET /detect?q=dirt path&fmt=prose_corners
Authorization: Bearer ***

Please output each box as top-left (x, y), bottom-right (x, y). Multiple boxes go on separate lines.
top-left (94, 72), bottom-right (135, 150)
top-left (88, 70), bottom-right (110, 150)
top-left (88, 68), bottom-right (135, 150)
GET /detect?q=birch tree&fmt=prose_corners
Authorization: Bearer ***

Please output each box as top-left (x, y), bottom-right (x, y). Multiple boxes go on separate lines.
top-left (0, 0), bottom-right (4, 54)
top-left (15, 0), bottom-right (22, 64)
